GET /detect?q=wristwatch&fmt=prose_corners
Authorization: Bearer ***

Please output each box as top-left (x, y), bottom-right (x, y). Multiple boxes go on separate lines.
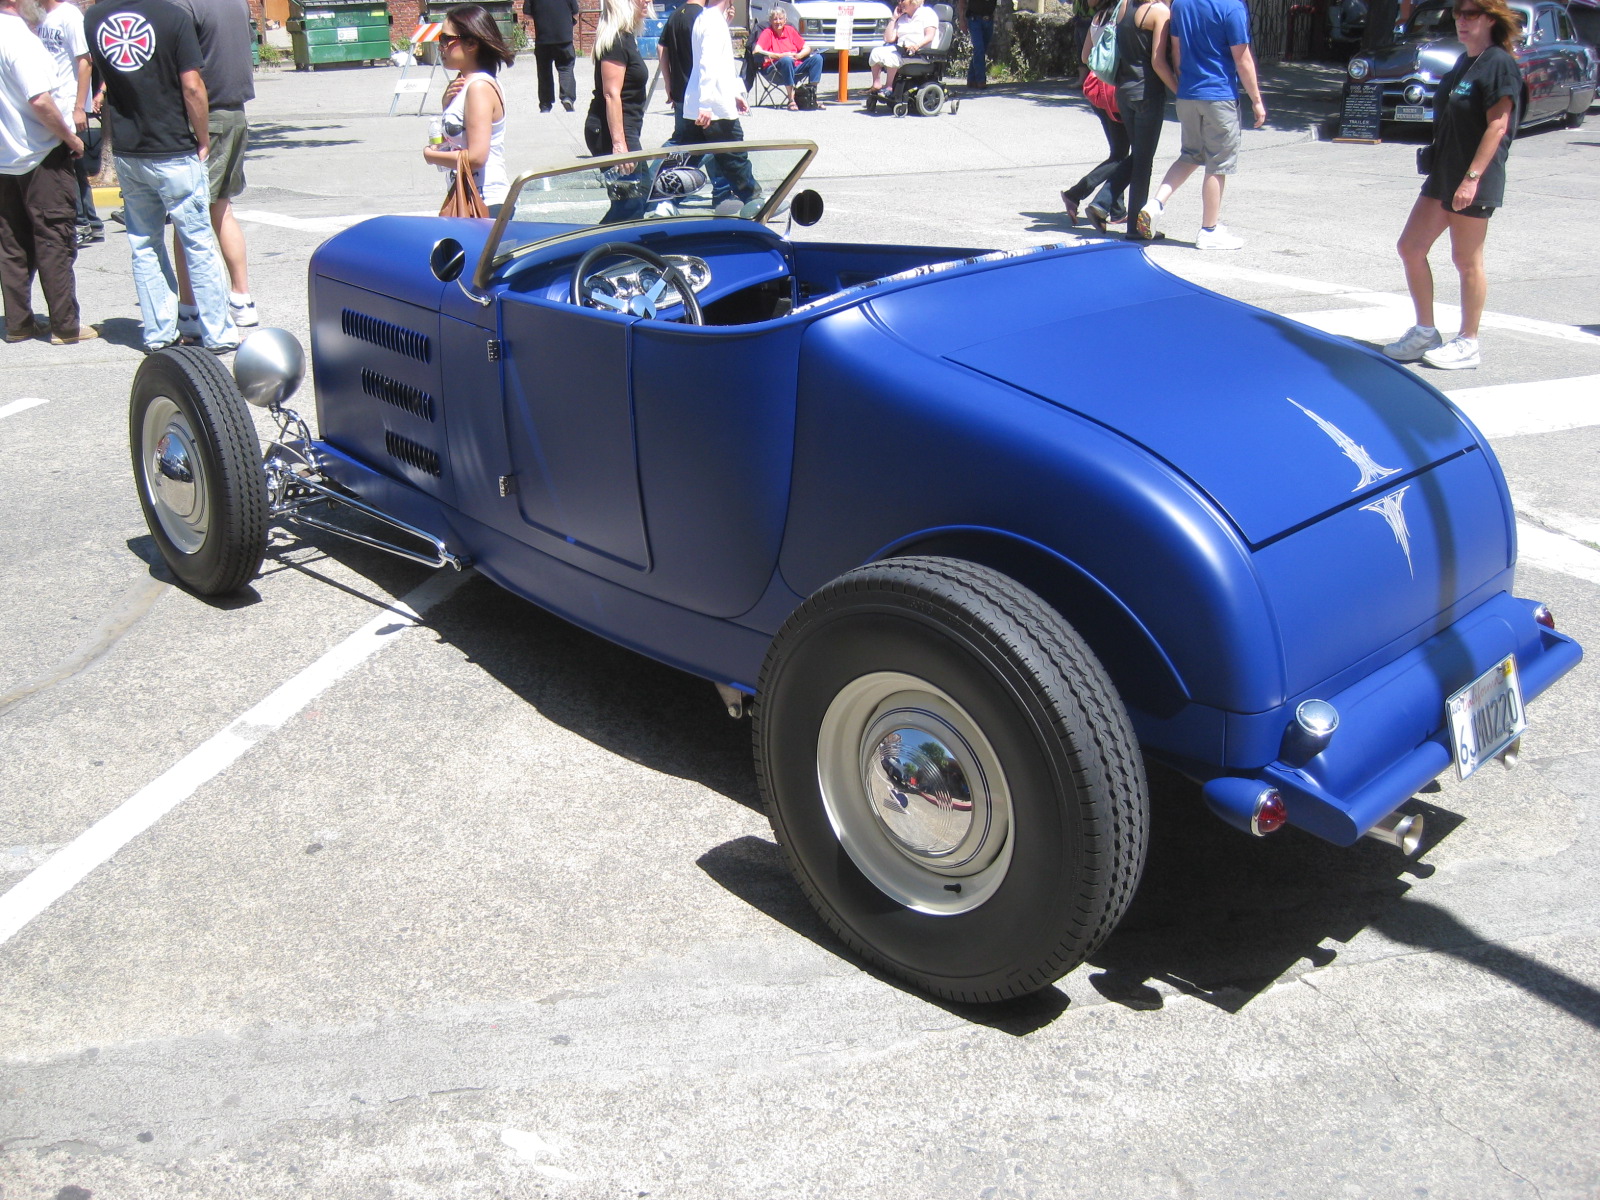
top-left (1465, 169), bottom-right (1481, 180)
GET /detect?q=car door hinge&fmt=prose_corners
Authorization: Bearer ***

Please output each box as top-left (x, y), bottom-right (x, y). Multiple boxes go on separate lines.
top-left (498, 474), bottom-right (517, 497)
top-left (486, 338), bottom-right (502, 361)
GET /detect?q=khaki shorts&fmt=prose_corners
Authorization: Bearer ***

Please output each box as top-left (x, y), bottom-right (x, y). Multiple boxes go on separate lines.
top-left (205, 107), bottom-right (248, 201)
top-left (868, 44), bottom-right (903, 69)
top-left (1175, 98), bottom-right (1240, 175)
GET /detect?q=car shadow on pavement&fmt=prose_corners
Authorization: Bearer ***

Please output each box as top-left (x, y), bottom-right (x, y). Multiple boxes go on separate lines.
top-left (696, 833), bottom-right (1073, 1035)
top-left (1084, 762), bottom-right (1450, 1014)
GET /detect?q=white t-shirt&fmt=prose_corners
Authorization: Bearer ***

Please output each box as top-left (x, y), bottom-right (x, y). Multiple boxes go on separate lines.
top-left (892, 4), bottom-right (939, 48)
top-left (684, 6), bottom-right (745, 121)
top-left (0, 13), bottom-right (62, 176)
top-left (36, 2), bottom-right (86, 122)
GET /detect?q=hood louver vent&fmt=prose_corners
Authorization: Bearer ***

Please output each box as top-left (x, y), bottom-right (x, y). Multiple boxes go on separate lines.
top-left (385, 431), bottom-right (442, 477)
top-left (361, 369), bottom-right (435, 421)
top-left (342, 308), bottom-right (431, 363)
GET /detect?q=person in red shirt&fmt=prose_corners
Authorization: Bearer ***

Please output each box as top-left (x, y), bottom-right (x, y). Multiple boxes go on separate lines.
top-left (752, 6), bottom-right (820, 109)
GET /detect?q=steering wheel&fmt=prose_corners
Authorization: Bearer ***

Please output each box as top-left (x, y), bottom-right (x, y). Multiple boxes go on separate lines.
top-left (570, 241), bottom-right (704, 324)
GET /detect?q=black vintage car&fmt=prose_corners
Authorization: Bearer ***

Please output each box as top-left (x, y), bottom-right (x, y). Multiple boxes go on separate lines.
top-left (1345, 0), bottom-right (1598, 128)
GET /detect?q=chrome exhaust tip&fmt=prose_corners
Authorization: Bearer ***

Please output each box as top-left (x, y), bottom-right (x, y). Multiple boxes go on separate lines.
top-left (1365, 810), bottom-right (1425, 856)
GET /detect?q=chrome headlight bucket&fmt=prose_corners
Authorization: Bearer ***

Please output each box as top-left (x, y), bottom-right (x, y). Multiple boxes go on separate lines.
top-left (1348, 57), bottom-right (1372, 81)
top-left (233, 328), bottom-right (306, 410)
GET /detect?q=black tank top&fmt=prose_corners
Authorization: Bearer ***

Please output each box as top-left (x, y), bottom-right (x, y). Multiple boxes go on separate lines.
top-left (1113, 1), bottom-right (1162, 101)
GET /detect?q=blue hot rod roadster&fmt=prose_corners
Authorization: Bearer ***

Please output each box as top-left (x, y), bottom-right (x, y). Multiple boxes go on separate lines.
top-left (129, 141), bottom-right (1582, 1003)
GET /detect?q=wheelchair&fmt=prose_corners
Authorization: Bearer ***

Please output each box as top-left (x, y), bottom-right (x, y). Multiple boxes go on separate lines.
top-left (863, 2), bottom-right (961, 117)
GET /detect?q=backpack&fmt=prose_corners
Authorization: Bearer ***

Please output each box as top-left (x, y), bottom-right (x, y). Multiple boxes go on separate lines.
top-left (1086, 0), bottom-right (1126, 86)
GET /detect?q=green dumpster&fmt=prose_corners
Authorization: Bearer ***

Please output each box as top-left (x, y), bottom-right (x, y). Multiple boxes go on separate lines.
top-left (288, 1), bottom-right (392, 70)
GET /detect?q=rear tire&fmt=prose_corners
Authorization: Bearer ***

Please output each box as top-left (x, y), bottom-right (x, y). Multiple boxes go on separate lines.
top-left (130, 347), bottom-right (268, 595)
top-left (754, 556), bottom-right (1149, 1003)
top-left (914, 82), bottom-right (945, 116)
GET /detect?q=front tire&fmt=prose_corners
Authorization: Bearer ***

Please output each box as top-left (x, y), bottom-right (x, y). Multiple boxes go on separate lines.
top-left (130, 347), bottom-right (268, 595)
top-left (754, 557), bottom-right (1149, 1003)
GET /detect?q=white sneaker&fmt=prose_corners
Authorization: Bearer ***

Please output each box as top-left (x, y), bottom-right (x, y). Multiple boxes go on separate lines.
top-left (229, 294), bottom-right (259, 327)
top-left (1422, 335), bottom-right (1480, 370)
top-left (1195, 224), bottom-right (1245, 250)
top-left (1382, 325), bottom-right (1443, 362)
top-left (176, 304), bottom-right (201, 339)
top-left (1134, 200), bottom-right (1163, 239)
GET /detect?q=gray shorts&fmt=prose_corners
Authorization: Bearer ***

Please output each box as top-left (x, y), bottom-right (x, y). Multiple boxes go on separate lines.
top-left (1175, 98), bottom-right (1240, 175)
top-left (205, 107), bottom-right (248, 201)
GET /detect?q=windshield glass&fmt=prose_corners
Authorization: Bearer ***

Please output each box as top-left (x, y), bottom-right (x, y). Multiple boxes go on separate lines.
top-left (487, 141), bottom-right (816, 268)
top-left (1405, 1), bottom-right (1458, 37)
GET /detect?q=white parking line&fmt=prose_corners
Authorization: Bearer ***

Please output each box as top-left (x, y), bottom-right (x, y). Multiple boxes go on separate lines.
top-left (0, 568), bottom-right (469, 947)
top-left (1169, 258), bottom-right (1600, 348)
top-left (233, 209), bottom-right (435, 234)
top-left (0, 396), bottom-right (49, 420)
top-left (1516, 521), bottom-right (1600, 587)
top-left (1445, 376), bottom-right (1600, 440)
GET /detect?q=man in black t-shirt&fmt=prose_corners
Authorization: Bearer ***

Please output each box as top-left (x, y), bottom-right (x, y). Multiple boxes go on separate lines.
top-left (86, 0), bottom-right (237, 352)
top-left (658, 0), bottom-right (702, 142)
top-left (524, 0), bottom-right (580, 112)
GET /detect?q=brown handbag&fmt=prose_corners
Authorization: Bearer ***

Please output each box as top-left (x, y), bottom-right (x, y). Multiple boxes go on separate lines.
top-left (439, 149), bottom-right (490, 218)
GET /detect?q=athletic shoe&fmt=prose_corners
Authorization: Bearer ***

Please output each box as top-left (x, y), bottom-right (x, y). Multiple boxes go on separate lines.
top-left (1124, 228), bottom-right (1166, 242)
top-left (1085, 202), bottom-right (1110, 233)
top-left (1422, 335), bottom-right (1480, 370)
top-left (1381, 325), bottom-right (1443, 362)
top-left (1134, 200), bottom-right (1163, 239)
top-left (1195, 224), bottom-right (1245, 250)
top-left (539, 105), bottom-right (553, 113)
top-left (4, 315), bottom-right (45, 342)
top-left (177, 304), bottom-right (202, 339)
top-left (229, 295), bottom-right (259, 327)
top-left (75, 225), bottom-right (104, 247)
top-left (1060, 191), bottom-right (1080, 223)
top-left (144, 339), bottom-right (179, 354)
top-left (49, 326), bottom-right (100, 345)
top-left (206, 342), bottom-right (240, 356)
top-left (562, 100), bottom-right (575, 112)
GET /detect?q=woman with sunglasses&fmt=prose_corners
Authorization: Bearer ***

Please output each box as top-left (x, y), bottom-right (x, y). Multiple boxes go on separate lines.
top-left (1383, 0), bottom-right (1523, 370)
top-left (423, 5), bottom-right (514, 215)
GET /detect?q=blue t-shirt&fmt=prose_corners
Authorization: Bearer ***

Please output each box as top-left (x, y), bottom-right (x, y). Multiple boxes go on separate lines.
top-left (1172, 0), bottom-right (1251, 101)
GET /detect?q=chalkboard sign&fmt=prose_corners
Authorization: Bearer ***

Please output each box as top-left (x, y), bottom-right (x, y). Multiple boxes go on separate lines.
top-left (1335, 82), bottom-right (1383, 143)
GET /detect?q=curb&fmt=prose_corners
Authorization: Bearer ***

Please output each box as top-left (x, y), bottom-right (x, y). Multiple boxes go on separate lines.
top-left (92, 185), bottom-right (121, 207)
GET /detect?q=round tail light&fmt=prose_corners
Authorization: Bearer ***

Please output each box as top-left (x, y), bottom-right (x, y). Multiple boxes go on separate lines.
top-left (1251, 789), bottom-right (1288, 836)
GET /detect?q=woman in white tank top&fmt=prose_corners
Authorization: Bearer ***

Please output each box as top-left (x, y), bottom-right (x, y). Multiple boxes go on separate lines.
top-left (422, 4), bottom-right (513, 212)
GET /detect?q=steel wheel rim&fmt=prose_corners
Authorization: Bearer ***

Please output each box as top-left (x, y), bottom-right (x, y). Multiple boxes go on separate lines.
top-left (816, 671), bottom-right (1013, 915)
top-left (141, 395), bottom-right (210, 554)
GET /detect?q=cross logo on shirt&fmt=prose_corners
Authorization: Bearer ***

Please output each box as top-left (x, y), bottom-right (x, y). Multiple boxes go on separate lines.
top-left (99, 12), bottom-right (157, 72)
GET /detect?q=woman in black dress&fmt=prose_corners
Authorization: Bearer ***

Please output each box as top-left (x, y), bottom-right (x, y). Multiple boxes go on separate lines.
top-left (1384, 0), bottom-right (1523, 370)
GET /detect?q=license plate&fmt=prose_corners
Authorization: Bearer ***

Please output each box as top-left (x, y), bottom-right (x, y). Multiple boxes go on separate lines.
top-left (1395, 104), bottom-right (1430, 121)
top-left (1447, 655), bottom-right (1527, 779)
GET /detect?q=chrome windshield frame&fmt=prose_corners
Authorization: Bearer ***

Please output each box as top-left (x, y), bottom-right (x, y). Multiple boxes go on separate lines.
top-left (472, 139), bottom-right (819, 291)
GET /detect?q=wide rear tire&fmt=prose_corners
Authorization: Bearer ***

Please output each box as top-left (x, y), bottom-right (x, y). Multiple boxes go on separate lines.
top-left (754, 557), bottom-right (1149, 1003)
top-left (130, 347), bottom-right (268, 595)
top-left (914, 82), bottom-right (945, 116)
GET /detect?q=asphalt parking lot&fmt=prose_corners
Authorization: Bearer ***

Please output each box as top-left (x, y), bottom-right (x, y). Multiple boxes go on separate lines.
top-left (2, 52), bottom-right (1599, 1199)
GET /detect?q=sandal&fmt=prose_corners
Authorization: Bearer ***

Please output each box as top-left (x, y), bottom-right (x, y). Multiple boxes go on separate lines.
top-left (787, 100), bottom-right (800, 110)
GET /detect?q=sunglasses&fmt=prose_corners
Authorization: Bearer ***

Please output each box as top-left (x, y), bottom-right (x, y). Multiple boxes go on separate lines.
top-left (440, 32), bottom-right (466, 45)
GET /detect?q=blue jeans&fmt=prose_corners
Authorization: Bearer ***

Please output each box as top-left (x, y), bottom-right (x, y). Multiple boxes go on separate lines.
top-left (677, 118), bottom-right (759, 204)
top-left (116, 153), bottom-right (237, 350)
top-left (763, 54), bottom-right (823, 89)
top-left (669, 101), bottom-right (732, 204)
top-left (966, 16), bottom-right (993, 86)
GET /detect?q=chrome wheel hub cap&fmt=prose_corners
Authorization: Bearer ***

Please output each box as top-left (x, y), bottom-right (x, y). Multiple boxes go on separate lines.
top-left (817, 672), bottom-right (1013, 915)
top-left (141, 396), bottom-right (210, 554)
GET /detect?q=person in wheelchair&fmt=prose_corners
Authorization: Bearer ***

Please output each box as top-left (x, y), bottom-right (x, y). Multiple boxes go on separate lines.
top-left (753, 7), bottom-right (823, 109)
top-left (867, 0), bottom-right (940, 101)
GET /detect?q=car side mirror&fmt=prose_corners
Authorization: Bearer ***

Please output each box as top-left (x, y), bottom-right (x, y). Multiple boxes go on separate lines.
top-left (790, 189), bottom-right (824, 227)
top-left (430, 238), bottom-right (466, 283)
